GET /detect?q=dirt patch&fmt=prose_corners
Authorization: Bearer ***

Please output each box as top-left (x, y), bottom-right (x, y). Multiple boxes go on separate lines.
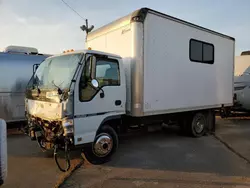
top-left (54, 158), bottom-right (84, 188)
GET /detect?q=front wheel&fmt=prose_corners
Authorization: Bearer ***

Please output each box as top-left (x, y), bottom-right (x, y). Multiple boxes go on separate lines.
top-left (83, 125), bottom-right (118, 164)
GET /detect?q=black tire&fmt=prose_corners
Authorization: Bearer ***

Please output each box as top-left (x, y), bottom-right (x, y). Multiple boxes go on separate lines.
top-left (189, 112), bottom-right (207, 137)
top-left (83, 125), bottom-right (118, 165)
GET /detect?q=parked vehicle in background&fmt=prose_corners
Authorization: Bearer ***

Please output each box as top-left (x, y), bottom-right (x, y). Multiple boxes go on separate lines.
top-left (234, 51), bottom-right (250, 76)
top-left (0, 119), bottom-right (7, 186)
top-left (0, 46), bottom-right (50, 125)
top-left (233, 51), bottom-right (250, 112)
top-left (24, 8), bottom-right (235, 171)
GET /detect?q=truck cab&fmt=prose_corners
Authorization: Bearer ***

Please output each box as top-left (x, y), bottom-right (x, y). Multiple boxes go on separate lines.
top-left (25, 50), bottom-right (126, 166)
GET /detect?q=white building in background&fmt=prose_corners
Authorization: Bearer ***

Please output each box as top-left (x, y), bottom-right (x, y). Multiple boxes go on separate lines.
top-left (235, 51), bottom-right (250, 76)
top-left (233, 51), bottom-right (250, 112)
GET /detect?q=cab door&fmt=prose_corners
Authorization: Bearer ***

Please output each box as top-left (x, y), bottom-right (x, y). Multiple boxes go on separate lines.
top-left (73, 54), bottom-right (126, 145)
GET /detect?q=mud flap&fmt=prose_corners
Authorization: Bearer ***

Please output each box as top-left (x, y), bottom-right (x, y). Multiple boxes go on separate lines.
top-left (206, 110), bottom-right (215, 134)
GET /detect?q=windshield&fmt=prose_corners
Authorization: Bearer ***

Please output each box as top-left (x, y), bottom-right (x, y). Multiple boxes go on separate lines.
top-left (28, 53), bottom-right (83, 90)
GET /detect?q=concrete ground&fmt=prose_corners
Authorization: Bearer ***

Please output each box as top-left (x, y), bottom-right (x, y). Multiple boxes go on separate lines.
top-left (62, 118), bottom-right (250, 188)
top-left (4, 132), bottom-right (83, 188)
top-left (216, 117), bottom-right (250, 163)
top-left (4, 117), bottom-right (250, 188)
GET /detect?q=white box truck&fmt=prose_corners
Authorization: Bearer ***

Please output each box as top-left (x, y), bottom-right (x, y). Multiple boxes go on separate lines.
top-left (24, 8), bottom-right (235, 170)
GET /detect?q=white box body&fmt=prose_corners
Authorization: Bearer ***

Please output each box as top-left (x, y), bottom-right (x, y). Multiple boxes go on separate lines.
top-left (87, 8), bottom-right (235, 117)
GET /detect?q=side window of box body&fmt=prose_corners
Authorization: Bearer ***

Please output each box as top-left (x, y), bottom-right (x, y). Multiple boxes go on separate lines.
top-left (189, 39), bottom-right (214, 64)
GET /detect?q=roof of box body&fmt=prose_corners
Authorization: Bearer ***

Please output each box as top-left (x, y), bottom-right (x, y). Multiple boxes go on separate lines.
top-left (87, 7), bottom-right (235, 41)
top-left (49, 49), bottom-right (121, 59)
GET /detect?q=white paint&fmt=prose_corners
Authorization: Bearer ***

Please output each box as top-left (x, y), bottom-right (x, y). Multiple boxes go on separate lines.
top-left (143, 13), bottom-right (234, 115)
top-left (0, 119), bottom-right (7, 185)
top-left (45, 91), bottom-right (60, 102)
top-left (87, 24), bottom-right (133, 114)
top-left (73, 57), bottom-right (126, 145)
top-left (26, 99), bottom-right (63, 120)
top-left (87, 10), bottom-right (234, 117)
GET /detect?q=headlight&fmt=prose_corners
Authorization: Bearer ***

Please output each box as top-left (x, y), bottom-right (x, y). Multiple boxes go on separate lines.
top-left (62, 119), bottom-right (74, 136)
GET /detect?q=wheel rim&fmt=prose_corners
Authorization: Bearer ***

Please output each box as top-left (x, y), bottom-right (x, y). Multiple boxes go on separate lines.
top-left (193, 115), bottom-right (205, 134)
top-left (93, 133), bottom-right (113, 157)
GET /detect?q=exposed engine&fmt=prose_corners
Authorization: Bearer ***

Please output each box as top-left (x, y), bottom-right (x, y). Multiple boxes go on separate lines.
top-left (27, 117), bottom-right (72, 172)
top-left (28, 117), bottom-right (64, 150)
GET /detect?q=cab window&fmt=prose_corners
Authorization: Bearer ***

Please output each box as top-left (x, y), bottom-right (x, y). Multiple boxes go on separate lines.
top-left (79, 57), bottom-right (120, 102)
top-left (96, 59), bottom-right (120, 87)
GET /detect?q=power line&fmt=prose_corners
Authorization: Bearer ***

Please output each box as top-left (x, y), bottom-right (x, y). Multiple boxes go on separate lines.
top-left (60, 0), bottom-right (86, 21)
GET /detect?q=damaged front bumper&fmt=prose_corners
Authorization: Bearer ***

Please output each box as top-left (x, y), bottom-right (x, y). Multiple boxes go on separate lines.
top-left (25, 115), bottom-right (74, 172)
top-left (26, 114), bottom-right (75, 150)
top-left (24, 98), bottom-right (75, 146)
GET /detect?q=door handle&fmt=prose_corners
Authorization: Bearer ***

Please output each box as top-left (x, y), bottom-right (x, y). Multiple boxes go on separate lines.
top-left (115, 100), bottom-right (121, 106)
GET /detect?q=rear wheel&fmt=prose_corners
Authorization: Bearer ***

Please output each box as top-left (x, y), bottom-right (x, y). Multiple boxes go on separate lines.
top-left (83, 125), bottom-right (118, 164)
top-left (189, 112), bottom-right (207, 137)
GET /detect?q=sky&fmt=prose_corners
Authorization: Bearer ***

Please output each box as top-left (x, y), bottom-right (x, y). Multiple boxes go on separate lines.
top-left (0, 0), bottom-right (249, 55)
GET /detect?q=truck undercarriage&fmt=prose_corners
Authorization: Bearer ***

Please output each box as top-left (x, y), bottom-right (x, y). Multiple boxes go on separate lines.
top-left (27, 116), bottom-right (73, 172)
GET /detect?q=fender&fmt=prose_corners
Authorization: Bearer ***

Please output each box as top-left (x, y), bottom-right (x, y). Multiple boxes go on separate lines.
top-left (96, 115), bottom-right (122, 134)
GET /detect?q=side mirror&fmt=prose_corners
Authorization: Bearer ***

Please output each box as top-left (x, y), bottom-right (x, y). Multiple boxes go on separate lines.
top-left (0, 119), bottom-right (7, 186)
top-left (91, 79), bottom-right (99, 88)
top-left (91, 79), bottom-right (104, 98)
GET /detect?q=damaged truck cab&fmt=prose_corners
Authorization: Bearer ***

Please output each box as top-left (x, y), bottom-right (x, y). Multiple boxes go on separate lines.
top-left (25, 50), bottom-right (126, 169)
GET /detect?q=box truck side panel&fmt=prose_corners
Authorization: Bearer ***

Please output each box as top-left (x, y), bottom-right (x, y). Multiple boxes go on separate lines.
top-left (87, 23), bottom-right (133, 113)
top-left (143, 13), bottom-right (234, 115)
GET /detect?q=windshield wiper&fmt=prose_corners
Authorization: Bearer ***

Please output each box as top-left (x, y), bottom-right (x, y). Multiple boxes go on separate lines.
top-left (51, 80), bottom-right (64, 95)
top-left (32, 78), bottom-right (41, 97)
top-left (35, 85), bottom-right (41, 97)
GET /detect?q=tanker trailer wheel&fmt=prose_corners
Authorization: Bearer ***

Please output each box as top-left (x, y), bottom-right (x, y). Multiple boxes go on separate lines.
top-left (83, 125), bottom-right (118, 164)
top-left (189, 112), bottom-right (207, 137)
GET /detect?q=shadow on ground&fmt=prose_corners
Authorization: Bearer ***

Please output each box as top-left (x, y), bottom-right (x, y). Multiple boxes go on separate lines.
top-left (7, 133), bottom-right (82, 160)
top-left (6, 132), bottom-right (83, 188)
top-left (102, 124), bottom-right (250, 177)
top-left (7, 117), bottom-right (250, 188)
